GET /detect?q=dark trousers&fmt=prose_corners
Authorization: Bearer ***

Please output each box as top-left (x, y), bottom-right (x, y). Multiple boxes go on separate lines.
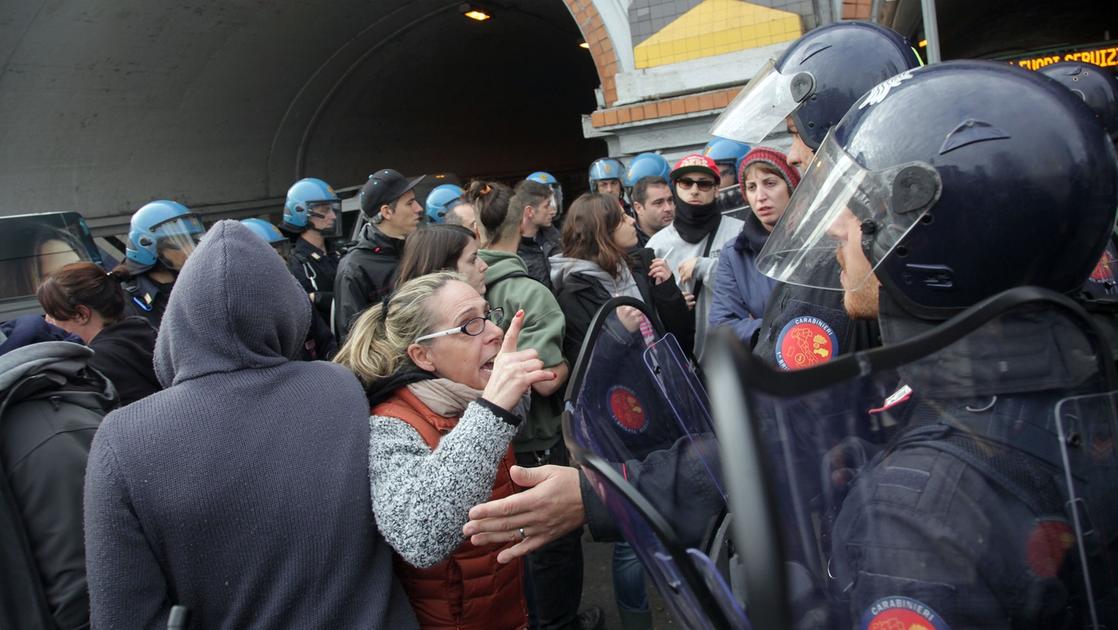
top-left (517, 440), bottom-right (585, 630)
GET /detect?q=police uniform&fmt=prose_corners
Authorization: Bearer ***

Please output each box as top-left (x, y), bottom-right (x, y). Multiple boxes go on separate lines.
top-left (752, 281), bottom-right (880, 371)
top-left (121, 274), bottom-right (173, 328)
top-left (289, 237), bottom-right (340, 323)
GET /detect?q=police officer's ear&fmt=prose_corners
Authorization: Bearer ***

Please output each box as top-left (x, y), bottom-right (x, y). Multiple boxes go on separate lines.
top-left (406, 342), bottom-right (436, 372)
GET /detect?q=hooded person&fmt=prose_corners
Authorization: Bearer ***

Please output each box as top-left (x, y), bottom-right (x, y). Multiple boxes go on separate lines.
top-left (646, 154), bottom-right (744, 361)
top-left (83, 220), bottom-right (418, 629)
top-left (0, 319), bottom-right (117, 630)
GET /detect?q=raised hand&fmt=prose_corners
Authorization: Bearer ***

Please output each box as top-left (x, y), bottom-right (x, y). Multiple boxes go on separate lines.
top-left (481, 310), bottom-right (555, 412)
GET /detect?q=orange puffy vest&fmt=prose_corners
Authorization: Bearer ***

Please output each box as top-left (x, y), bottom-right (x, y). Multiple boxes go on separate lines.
top-left (372, 388), bottom-right (528, 630)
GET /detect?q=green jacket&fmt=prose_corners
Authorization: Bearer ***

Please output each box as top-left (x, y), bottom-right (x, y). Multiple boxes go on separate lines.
top-left (479, 249), bottom-right (566, 453)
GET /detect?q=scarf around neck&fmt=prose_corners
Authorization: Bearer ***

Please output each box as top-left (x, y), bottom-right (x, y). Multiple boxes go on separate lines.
top-left (407, 378), bottom-right (482, 417)
top-left (672, 194), bottom-right (722, 244)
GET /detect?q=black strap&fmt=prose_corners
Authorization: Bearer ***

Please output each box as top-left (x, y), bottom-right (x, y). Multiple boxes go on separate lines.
top-left (690, 224), bottom-right (720, 299)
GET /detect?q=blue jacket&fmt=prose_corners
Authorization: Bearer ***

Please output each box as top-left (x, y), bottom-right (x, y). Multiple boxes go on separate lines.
top-left (709, 214), bottom-right (776, 345)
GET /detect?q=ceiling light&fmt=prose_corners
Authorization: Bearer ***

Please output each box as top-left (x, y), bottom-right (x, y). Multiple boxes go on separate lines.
top-left (464, 9), bottom-right (491, 21)
top-left (579, 42), bottom-right (590, 49)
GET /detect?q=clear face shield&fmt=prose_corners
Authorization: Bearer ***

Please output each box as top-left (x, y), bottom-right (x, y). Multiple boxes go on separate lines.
top-left (152, 215), bottom-right (205, 271)
top-left (755, 135), bottom-right (940, 291)
top-left (710, 59), bottom-right (813, 144)
top-left (307, 200), bottom-right (342, 239)
top-left (550, 186), bottom-right (564, 220)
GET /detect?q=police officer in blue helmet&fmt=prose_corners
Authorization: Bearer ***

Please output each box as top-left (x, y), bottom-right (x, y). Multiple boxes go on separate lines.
top-left (703, 138), bottom-right (752, 217)
top-left (588, 157), bottom-right (626, 202)
top-left (709, 22), bottom-right (922, 370)
top-left (113, 200), bottom-right (205, 328)
top-left (713, 61), bottom-right (1118, 629)
top-left (241, 217), bottom-right (337, 360)
top-left (282, 177), bottom-right (342, 326)
top-left (527, 171), bottom-right (565, 223)
top-left (624, 153), bottom-right (675, 248)
top-left (424, 184), bottom-right (465, 225)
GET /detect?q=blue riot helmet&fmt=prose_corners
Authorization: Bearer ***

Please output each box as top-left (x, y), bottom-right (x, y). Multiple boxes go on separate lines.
top-left (711, 21), bottom-right (922, 151)
top-left (1039, 61), bottom-right (1118, 143)
top-left (125, 200), bottom-right (205, 272)
top-left (756, 61), bottom-right (1118, 319)
top-left (240, 218), bottom-right (293, 262)
top-left (702, 138), bottom-right (751, 184)
top-left (623, 153), bottom-right (671, 188)
top-left (283, 177), bottom-right (341, 238)
top-left (424, 184), bottom-right (466, 224)
top-left (588, 157), bottom-right (625, 196)
top-left (527, 171), bottom-right (564, 216)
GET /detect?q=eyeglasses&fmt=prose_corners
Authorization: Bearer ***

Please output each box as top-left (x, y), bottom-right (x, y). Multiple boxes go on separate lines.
top-left (415, 307), bottom-right (504, 343)
top-left (675, 177), bottom-right (717, 192)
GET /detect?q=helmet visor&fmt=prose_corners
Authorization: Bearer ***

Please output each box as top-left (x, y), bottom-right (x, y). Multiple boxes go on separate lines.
top-left (710, 59), bottom-right (804, 144)
top-left (152, 215), bottom-right (205, 270)
top-left (308, 200), bottom-right (342, 239)
top-left (756, 135), bottom-right (937, 291)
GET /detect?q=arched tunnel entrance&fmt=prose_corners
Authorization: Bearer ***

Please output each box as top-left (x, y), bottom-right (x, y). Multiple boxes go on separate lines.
top-left (0, 0), bottom-right (605, 237)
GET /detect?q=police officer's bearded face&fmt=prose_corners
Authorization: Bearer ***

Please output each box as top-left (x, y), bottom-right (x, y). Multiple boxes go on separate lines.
top-left (830, 207), bottom-right (880, 320)
top-left (633, 183), bottom-right (675, 234)
top-left (786, 117), bottom-right (815, 173)
top-left (596, 179), bottom-right (622, 198)
top-left (381, 191), bottom-right (423, 238)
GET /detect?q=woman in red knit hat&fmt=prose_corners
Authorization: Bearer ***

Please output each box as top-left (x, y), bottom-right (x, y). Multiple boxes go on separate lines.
top-left (709, 147), bottom-right (800, 344)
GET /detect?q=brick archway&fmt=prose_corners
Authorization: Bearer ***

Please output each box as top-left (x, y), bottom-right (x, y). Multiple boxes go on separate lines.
top-left (564, 0), bottom-right (620, 106)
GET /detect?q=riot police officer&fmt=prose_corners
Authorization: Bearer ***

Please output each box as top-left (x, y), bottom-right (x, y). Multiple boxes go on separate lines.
top-left (710, 21), bottom-right (922, 369)
top-left (282, 178), bottom-right (342, 326)
top-left (112, 200), bottom-right (205, 328)
top-left (424, 183), bottom-right (465, 224)
top-left (729, 60), bottom-right (1118, 629)
top-left (702, 137), bottom-right (751, 217)
top-left (588, 157), bottom-right (627, 214)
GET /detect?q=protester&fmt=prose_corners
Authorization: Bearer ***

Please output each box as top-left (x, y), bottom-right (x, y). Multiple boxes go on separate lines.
top-left (396, 224), bottom-right (489, 296)
top-left (0, 315), bottom-right (116, 630)
top-left (646, 154), bottom-right (743, 360)
top-left (334, 168), bottom-right (425, 341)
top-left (515, 179), bottom-right (562, 289)
top-left (37, 261), bottom-right (161, 405)
top-left (84, 221), bottom-right (417, 628)
top-left (709, 147), bottom-right (800, 345)
top-left (335, 272), bottom-right (551, 629)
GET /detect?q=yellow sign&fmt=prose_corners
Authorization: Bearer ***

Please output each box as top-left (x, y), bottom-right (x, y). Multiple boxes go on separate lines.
top-left (1014, 44), bottom-right (1118, 71)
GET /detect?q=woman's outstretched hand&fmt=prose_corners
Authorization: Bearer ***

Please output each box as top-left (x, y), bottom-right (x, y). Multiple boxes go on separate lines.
top-left (482, 310), bottom-right (555, 412)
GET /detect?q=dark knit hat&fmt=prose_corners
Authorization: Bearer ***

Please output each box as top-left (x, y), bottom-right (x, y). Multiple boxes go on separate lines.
top-left (737, 147), bottom-right (801, 199)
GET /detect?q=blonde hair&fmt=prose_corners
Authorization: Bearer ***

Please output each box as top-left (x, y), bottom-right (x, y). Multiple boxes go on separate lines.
top-left (333, 271), bottom-right (460, 386)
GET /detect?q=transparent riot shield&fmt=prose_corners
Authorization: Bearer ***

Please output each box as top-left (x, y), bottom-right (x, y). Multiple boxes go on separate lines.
top-left (706, 287), bottom-right (1118, 630)
top-left (563, 297), bottom-right (749, 629)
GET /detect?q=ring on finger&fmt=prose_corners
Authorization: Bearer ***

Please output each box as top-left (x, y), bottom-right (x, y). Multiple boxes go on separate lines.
top-left (518, 527), bottom-right (527, 540)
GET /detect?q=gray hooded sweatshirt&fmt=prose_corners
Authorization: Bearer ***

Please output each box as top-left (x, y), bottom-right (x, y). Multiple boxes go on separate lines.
top-left (84, 221), bottom-right (417, 629)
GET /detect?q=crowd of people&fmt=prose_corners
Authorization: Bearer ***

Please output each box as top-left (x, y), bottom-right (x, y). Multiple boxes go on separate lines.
top-left (4, 17), bottom-right (1118, 630)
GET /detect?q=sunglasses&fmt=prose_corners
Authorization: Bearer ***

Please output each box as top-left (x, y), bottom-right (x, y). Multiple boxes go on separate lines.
top-left (675, 177), bottom-right (717, 192)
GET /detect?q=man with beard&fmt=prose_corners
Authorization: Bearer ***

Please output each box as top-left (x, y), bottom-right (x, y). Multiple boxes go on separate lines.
top-left (646, 154), bottom-right (742, 360)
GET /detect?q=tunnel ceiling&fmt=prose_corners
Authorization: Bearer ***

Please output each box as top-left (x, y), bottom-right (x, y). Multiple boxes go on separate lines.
top-left (0, 0), bottom-right (602, 227)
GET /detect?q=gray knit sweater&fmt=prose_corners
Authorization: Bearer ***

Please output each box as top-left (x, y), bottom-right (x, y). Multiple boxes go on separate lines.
top-left (84, 221), bottom-right (417, 629)
top-left (370, 400), bottom-right (518, 568)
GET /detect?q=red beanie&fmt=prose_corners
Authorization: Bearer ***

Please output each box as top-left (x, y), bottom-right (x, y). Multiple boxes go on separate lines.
top-left (737, 147), bottom-right (801, 199)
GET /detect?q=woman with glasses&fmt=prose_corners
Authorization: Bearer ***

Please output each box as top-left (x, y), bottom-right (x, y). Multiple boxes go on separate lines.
top-left (333, 272), bottom-right (553, 630)
top-left (646, 154), bottom-right (745, 361)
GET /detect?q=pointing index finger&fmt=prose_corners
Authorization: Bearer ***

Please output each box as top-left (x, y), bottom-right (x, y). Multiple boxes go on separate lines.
top-left (500, 309), bottom-right (525, 354)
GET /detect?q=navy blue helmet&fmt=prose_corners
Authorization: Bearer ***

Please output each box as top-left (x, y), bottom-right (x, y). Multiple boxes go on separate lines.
top-left (1039, 61), bottom-right (1118, 143)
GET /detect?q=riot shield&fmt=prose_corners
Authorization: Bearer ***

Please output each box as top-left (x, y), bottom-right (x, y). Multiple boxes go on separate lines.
top-left (564, 297), bottom-right (749, 629)
top-left (706, 287), bottom-right (1118, 629)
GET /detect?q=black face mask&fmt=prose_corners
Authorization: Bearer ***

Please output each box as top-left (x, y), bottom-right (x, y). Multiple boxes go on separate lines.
top-left (672, 191), bottom-right (722, 244)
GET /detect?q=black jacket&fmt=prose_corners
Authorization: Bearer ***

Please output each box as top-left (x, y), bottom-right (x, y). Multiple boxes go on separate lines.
top-left (88, 316), bottom-right (160, 405)
top-left (517, 227), bottom-right (562, 291)
top-left (120, 273), bottom-right (173, 329)
top-left (752, 281), bottom-right (880, 370)
top-left (0, 340), bottom-right (116, 630)
top-left (289, 237), bottom-right (341, 322)
top-left (333, 223), bottom-right (405, 342)
top-left (551, 248), bottom-right (695, 366)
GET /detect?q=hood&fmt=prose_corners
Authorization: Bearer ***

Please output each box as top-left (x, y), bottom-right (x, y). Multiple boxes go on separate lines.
top-left (549, 256), bottom-right (613, 294)
top-left (0, 314), bottom-right (81, 356)
top-left (480, 249), bottom-right (529, 284)
top-left (351, 222), bottom-right (404, 255)
top-left (153, 220), bottom-right (311, 387)
top-left (0, 340), bottom-right (117, 412)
